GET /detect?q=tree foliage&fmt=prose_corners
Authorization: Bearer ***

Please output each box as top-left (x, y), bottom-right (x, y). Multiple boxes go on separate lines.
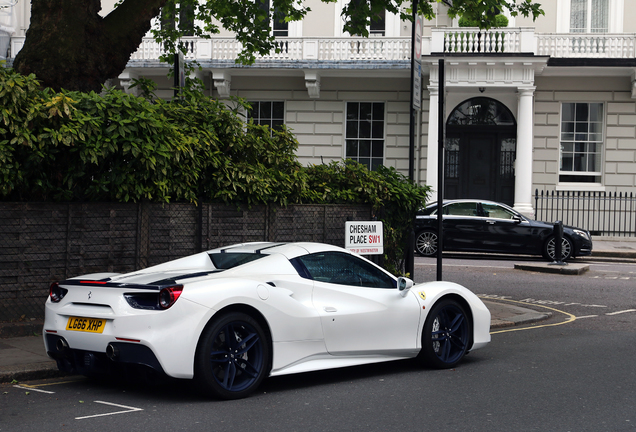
top-left (459, 14), bottom-right (509, 28)
top-left (0, 66), bottom-right (306, 204)
top-left (0, 66), bottom-right (429, 208)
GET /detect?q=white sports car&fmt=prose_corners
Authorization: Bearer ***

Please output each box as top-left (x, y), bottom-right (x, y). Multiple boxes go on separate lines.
top-left (44, 242), bottom-right (490, 399)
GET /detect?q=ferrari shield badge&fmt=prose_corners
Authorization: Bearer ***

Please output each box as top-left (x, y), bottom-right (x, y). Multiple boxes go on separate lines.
top-left (419, 291), bottom-right (426, 300)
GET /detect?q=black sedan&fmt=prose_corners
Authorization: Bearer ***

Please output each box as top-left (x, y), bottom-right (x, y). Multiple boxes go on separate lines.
top-left (415, 199), bottom-right (593, 261)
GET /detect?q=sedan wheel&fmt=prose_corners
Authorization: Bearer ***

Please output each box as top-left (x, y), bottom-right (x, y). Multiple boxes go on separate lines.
top-left (195, 312), bottom-right (270, 400)
top-left (418, 299), bottom-right (470, 369)
top-left (416, 230), bottom-right (438, 256)
top-left (543, 236), bottom-right (573, 261)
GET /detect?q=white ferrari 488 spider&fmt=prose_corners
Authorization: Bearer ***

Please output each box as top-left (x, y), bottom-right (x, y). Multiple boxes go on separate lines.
top-left (44, 242), bottom-right (490, 399)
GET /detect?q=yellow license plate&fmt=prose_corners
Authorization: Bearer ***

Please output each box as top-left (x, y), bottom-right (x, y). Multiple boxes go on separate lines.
top-left (66, 316), bottom-right (106, 333)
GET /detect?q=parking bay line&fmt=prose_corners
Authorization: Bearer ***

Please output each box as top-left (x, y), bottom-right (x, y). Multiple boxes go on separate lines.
top-left (606, 309), bottom-right (636, 316)
top-left (75, 401), bottom-right (143, 420)
top-left (13, 384), bottom-right (55, 394)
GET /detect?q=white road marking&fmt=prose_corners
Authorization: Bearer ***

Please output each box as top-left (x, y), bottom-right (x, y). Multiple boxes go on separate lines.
top-left (75, 401), bottom-right (143, 420)
top-left (606, 309), bottom-right (636, 316)
top-left (575, 315), bottom-right (598, 319)
top-left (13, 385), bottom-right (55, 394)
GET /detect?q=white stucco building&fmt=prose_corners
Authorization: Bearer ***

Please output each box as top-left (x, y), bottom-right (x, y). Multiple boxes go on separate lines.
top-left (5, 0), bottom-right (636, 221)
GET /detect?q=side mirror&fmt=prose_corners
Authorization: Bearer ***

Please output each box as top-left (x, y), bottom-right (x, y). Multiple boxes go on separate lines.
top-left (397, 277), bottom-right (414, 297)
top-left (512, 215), bottom-right (523, 224)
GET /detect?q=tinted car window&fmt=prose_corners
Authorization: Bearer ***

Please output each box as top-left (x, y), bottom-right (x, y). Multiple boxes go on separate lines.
top-left (481, 203), bottom-right (517, 220)
top-left (292, 252), bottom-right (395, 288)
top-left (208, 253), bottom-right (265, 269)
top-left (444, 202), bottom-right (479, 216)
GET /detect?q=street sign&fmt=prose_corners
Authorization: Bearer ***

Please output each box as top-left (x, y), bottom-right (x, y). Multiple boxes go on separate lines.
top-left (415, 15), bottom-right (422, 62)
top-left (345, 221), bottom-right (384, 255)
top-left (412, 62), bottom-right (421, 111)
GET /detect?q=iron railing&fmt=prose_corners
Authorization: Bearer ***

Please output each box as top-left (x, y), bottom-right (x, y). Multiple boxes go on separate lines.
top-left (534, 190), bottom-right (636, 237)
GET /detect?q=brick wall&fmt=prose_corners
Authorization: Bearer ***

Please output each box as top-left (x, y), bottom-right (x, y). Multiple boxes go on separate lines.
top-left (0, 202), bottom-right (371, 321)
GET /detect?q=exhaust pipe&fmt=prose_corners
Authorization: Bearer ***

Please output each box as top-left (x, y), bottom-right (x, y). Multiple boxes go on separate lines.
top-left (56, 338), bottom-right (69, 352)
top-left (106, 343), bottom-right (120, 361)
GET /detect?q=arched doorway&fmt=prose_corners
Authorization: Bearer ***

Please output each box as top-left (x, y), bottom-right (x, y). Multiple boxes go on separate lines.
top-left (445, 97), bottom-right (517, 206)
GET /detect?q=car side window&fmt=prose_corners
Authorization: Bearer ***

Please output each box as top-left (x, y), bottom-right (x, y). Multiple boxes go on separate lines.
top-left (292, 252), bottom-right (396, 288)
top-left (444, 202), bottom-right (479, 217)
top-left (481, 203), bottom-right (516, 220)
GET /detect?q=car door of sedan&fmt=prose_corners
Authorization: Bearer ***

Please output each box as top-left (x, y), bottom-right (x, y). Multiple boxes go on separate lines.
top-left (293, 252), bottom-right (421, 355)
top-left (479, 202), bottom-right (535, 253)
top-left (442, 201), bottom-right (489, 251)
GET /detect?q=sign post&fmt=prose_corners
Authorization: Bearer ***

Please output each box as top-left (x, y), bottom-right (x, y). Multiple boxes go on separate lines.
top-left (406, 0), bottom-right (421, 278)
top-left (436, 59), bottom-right (445, 281)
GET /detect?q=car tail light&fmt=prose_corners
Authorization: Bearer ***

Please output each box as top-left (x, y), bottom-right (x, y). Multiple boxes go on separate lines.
top-left (49, 282), bottom-right (68, 303)
top-left (125, 285), bottom-right (184, 310)
top-left (159, 285), bottom-right (183, 309)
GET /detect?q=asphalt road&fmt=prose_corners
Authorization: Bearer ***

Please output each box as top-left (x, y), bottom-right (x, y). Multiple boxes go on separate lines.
top-left (2, 255), bottom-right (635, 432)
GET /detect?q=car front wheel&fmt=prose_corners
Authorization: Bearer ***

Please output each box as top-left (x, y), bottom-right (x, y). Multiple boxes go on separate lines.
top-left (543, 236), bottom-right (573, 261)
top-left (418, 299), bottom-right (471, 369)
top-left (195, 312), bottom-right (270, 400)
top-left (416, 230), bottom-right (438, 256)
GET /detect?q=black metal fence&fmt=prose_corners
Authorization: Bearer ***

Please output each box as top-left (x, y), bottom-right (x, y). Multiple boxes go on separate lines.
top-left (0, 202), bottom-right (372, 322)
top-left (534, 190), bottom-right (636, 236)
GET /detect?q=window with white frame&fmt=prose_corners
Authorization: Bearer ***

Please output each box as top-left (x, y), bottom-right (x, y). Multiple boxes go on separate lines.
top-left (257, 0), bottom-right (289, 36)
top-left (160, 3), bottom-right (194, 35)
top-left (345, 102), bottom-right (385, 170)
top-left (248, 101), bottom-right (285, 133)
top-left (334, 0), bottom-right (400, 37)
top-left (559, 102), bottom-right (603, 183)
top-left (557, 0), bottom-right (623, 33)
top-left (570, 0), bottom-right (608, 33)
top-left (370, 9), bottom-right (386, 36)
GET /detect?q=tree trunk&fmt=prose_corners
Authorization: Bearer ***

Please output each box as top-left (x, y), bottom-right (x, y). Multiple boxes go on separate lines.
top-left (14, 0), bottom-right (168, 92)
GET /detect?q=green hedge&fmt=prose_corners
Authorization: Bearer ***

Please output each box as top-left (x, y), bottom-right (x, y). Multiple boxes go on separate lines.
top-left (458, 14), bottom-right (509, 28)
top-left (0, 66), bottom-right (429, 274)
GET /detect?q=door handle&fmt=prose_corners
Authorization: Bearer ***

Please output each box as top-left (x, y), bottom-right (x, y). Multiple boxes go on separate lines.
top-left (487, 220), bottom-right (496, 224)
top-left (324, 306), bottom-right (337, 313)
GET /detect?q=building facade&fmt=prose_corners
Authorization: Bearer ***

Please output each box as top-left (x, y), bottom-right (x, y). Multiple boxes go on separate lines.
top-left (4, 0), bottom-right (636, 219)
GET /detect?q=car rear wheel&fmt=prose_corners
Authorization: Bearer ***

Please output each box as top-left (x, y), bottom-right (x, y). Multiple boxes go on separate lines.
top-left (415, 230), bottom-right (438, 256)
top-left (195, 312), bottom-right (270, 400)
top-left (418, 299), bottom-right (470, 369)
top-left (543, 236), bottom-right (573, 261)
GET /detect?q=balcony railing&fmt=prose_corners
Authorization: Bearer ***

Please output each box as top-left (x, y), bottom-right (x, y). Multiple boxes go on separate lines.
top-left (430, 27), bottom-right (536, 54)
top-left (128, 36), bottom-right (411, 62)
top-left (536, 33), bottom-right (636, 58)
top-left (8, 29), bottom-right (636, 62)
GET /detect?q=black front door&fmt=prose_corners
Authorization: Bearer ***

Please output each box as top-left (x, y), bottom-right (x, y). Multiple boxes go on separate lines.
top-left (444, 97), bottom-right (517, 206)
top-left (466, 134), bottom-right (494, 199)
top-left (444, 129), bottom-right (516, 206)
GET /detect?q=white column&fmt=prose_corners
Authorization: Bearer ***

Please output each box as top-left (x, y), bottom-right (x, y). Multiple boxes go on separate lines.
top-left (514, 87), bottom-right (536, 219)
top-left (425, 86), bottom-right (439, 202)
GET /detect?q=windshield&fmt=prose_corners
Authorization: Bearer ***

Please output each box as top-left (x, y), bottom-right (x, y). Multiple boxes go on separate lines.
top-left (208, 253), bottom-right (265, 269)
